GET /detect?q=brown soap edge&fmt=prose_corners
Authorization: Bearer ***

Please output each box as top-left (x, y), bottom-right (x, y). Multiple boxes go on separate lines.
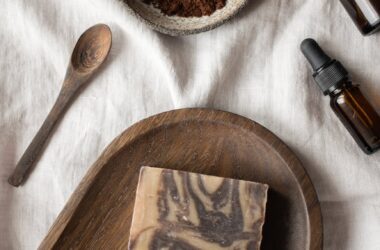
top-left (257, 184), bottom-right (269, 250)
top-left (141, 166), bottom-right (270, 188)
top-left (127, 167), bottom-right (148, 249)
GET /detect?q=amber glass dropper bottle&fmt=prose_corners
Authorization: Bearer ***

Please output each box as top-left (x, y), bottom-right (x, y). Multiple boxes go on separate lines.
top-left (301, 38), bottom-right (380, 154)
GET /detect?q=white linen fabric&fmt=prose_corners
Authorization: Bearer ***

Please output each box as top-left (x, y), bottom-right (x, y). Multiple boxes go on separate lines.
top-left (1, 0), bottom-right (380, 249)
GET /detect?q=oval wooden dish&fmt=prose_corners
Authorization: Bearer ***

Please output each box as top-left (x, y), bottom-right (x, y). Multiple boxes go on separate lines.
top-left (123, 0), bottom-right (248, 36)
top-left (39, 109), bottom-right (322, 250)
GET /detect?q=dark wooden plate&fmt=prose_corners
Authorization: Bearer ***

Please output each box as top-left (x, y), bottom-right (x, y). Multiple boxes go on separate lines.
top-left (39, 108), bottom-right (322, 250)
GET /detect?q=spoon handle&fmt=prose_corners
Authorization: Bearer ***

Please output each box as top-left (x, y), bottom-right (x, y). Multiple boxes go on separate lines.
top-left (8, 89), bottom-right (74, 187)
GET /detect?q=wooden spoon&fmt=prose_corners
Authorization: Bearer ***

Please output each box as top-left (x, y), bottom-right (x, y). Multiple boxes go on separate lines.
top-left (8, 24), bottom-right (112, 187)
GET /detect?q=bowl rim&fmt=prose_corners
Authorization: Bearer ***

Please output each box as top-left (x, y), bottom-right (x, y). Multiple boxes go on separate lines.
top-left (123, 0), bottom-right (249, 36)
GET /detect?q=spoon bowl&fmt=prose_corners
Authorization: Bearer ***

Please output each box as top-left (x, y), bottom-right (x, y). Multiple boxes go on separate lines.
top-left (71, 24), bottom-right (112, 74)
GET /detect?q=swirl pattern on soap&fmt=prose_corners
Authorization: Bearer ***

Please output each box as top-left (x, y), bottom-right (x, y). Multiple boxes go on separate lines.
top-left (129, 167), bottom-right (268, 250)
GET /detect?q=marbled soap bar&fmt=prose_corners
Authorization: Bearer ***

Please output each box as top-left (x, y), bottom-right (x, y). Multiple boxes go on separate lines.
top-left (128, 167), bottom-right (268, 250)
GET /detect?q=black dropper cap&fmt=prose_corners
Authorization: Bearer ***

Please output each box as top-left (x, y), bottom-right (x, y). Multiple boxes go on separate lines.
top-left (300, 38), bottom-right (349, 95)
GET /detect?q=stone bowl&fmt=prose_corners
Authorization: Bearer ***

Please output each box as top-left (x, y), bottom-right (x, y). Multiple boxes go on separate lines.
top-left (123, 0), bottom-right (248, 36)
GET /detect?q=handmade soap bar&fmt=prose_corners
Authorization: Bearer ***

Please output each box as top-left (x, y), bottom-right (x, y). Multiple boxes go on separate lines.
top-left (128, 167), bottom-right (268, 250)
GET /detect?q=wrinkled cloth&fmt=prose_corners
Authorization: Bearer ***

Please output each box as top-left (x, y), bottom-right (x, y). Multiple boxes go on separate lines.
top-left (1, 0), bottom-right (380, 249)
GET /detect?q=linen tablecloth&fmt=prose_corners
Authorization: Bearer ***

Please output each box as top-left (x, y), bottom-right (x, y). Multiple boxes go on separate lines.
top-left (1, 0), bottom-right (380, 249)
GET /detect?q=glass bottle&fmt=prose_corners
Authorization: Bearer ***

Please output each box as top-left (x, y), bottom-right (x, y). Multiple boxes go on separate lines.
top-left (340, 0), bottom-right (380, 35)
top-left (301, 38), bottom-right (380, 154)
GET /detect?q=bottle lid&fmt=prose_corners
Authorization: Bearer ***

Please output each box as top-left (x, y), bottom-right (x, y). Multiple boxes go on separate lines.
top-left (300, 38), bottom-right (349, 95)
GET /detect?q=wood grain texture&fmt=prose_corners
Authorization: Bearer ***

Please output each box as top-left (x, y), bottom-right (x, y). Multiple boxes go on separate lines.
top-left (39, 108), bottom-right (323, 250)
top-left (8, 24), bottom-right (112, 187)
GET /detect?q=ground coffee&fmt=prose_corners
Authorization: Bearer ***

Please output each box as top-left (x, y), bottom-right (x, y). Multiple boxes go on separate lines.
top-left (143, 0), bottom-right (226, 17)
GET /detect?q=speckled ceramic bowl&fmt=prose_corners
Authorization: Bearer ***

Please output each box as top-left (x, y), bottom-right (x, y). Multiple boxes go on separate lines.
top-left (124, 0), bottom-right (248, 36)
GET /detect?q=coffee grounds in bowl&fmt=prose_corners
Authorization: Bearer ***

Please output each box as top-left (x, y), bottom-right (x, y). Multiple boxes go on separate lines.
top-left (143, 0), bottom-right (226, 17)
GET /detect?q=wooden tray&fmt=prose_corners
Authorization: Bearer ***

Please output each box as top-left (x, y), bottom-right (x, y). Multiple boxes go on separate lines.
top-left (39, 108), bottom-right (323, 250)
